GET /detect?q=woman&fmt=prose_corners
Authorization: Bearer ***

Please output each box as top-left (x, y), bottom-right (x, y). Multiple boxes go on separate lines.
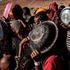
top-left (20, 11), bottom-right (68, 70)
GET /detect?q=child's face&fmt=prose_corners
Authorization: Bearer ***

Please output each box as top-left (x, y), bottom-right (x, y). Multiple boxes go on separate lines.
top-left (34, 16), bottom-right (40, 25)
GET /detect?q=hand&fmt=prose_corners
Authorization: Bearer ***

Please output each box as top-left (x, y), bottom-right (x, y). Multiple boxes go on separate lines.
top-left (30, 50), bottom-right (41, 62)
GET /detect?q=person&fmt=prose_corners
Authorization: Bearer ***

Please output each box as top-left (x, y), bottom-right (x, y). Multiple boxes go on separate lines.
top-left (0, 19), bottom-right (16, 70)
top-left (23, 7), bottom-right (31, 22)
top-left (46, 9), bottom-right (54, 21)
top-left (62, 6), bottom-right (70, 70)
top-left (9, 4), bottom-right (31, 70)
top-left (10, 4), bottom-right (30, 40)
top-left (19, 11), bottom-right (68, 70)
top-left (23, 7), bottom-right (34, 30)
top-left (19, 11), bottom-right (48, 70)
top-left (48, 2), bottom-right (58, 21)
top-left (57, 5), bottom-right (65, 23)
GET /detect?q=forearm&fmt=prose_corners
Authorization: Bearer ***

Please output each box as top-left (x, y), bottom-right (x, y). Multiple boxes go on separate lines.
top-left (19, 37), bottom-right (29, 47)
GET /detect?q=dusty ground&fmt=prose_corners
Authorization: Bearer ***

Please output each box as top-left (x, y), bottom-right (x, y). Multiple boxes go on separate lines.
top-left (0, 0), bottom-right (70, 16)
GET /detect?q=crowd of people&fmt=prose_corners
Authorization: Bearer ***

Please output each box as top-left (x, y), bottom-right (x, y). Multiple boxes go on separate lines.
top-left (0, 0), bottom-right (70, 70)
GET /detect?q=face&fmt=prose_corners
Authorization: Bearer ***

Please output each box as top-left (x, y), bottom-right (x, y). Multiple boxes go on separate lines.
top-left (47, 12), bottom-right (53, 20)
top-left (0, 57), bottom-right (9, 69)
top-left (34, 16), bottom-right (40, 25)
top-left (9, 11), bottom-right (14, 20)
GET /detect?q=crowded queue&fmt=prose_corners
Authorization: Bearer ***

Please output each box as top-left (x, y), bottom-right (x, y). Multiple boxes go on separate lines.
top-left (0, 1), bottom-right (70, 70)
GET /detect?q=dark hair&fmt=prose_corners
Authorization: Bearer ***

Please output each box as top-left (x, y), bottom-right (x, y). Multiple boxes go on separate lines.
top-left (59, 5), bottom-right (65, 10)
top-left (23, 7), bottom-right (31, 15)
top-left (35, 11), bottom-right (48, 21)
top-left (12, 4), bottom-right (23, 19)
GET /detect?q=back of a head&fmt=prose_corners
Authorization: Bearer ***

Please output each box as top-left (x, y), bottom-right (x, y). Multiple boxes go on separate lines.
top-left (35, 11), bottom-right (48, 22)
top-left (59, 5), bottom-right (65, 10)
top-left (12, 4), bottom-right (23, 19)
top-left (23, 7), bottom-right (31, 15)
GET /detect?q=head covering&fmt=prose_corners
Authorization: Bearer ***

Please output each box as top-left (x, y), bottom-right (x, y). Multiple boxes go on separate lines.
top-left (34, 7), bottom-right (47, 14)
top-left (61, 7), bottom-right (70, 26)
top-left (35, 11), bottom-right (48, 22)
top-left (12, 4), bottom-right (23, 19)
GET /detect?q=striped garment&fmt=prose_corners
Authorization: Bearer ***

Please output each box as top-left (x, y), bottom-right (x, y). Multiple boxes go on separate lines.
top-left (66, 29), bottom-right (70, 51)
